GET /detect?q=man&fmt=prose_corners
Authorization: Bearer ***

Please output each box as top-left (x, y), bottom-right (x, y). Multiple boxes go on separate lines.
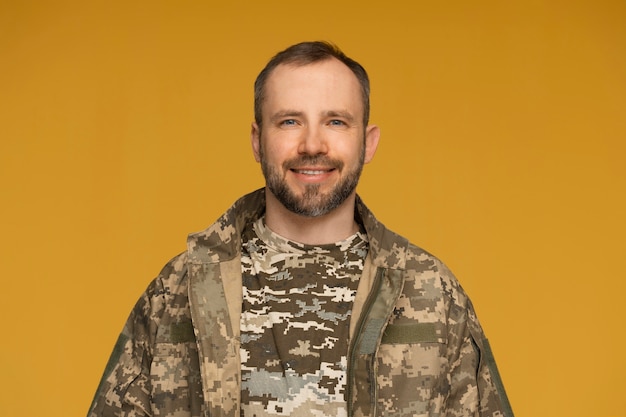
top-left (88, 41), bottom-right (513, 417)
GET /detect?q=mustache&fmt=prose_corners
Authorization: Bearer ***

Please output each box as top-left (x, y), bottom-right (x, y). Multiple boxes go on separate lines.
top-left (283, 155), bottom-right (344, 170)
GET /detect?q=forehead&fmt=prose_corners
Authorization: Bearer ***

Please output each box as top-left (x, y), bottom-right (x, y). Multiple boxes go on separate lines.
top-left (263, 58), bottom-right (363, 112)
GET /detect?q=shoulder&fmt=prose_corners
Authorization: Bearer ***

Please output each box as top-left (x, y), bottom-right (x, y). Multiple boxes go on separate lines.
top-left (140, 252), bottom-right (189, 299)
top-left (404, 244), bottom-right (467, 302)
top-left (130, 252), bottom-right (190, 325)
top-left (394, 242), bottom-right (475, 326)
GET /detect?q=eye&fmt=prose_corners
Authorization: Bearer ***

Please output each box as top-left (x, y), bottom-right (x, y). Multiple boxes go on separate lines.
top-left (329, 119), bottom-right (346, 126)
top-left (280, 119), bottom-right (297, 126)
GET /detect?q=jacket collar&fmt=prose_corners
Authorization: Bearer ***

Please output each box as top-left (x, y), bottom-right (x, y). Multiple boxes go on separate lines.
top-left (188, 188), bottom-right (409, 270)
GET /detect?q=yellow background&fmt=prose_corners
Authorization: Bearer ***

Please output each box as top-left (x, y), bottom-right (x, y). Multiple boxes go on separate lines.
top-left (1, 1), bottom-right (625, 416)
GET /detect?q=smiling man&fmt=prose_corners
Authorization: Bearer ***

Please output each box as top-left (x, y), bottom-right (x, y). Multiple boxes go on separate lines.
top-left (88, 41), bottom-right (513, 417)
top-left (252, 56), bottom-right (379, 243)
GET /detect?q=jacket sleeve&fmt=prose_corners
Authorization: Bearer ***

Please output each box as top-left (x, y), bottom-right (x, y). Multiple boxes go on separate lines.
top-left (87, 275), bottom-right (167, 417)
top-left (440, 262), bottom-right (514, 417)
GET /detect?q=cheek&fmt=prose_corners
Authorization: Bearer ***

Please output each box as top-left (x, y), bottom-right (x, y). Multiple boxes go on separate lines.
top-left (337, 143), bottom-right (365, 166)
top-left (262, 139), bottom-right (298, 162)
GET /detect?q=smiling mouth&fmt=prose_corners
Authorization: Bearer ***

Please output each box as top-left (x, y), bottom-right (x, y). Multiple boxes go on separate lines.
top-left (292, 168), bottom-right (335, 175)
top-left (285, 156), bottom-right (343, 175)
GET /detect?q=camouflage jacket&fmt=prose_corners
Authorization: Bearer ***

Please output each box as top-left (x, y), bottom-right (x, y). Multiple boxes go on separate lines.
top-left (88, 189), bottom-right (513, 417)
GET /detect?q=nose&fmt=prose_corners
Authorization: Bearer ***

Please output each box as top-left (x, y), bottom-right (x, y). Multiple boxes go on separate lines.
top-left (298, 125), bottom-right (328, 155)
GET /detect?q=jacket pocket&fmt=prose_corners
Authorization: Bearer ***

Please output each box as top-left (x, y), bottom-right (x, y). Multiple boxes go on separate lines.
top-left (376, 340), bottom-right (447, 417)
top-left (151, 340), bottom-right (203, 416)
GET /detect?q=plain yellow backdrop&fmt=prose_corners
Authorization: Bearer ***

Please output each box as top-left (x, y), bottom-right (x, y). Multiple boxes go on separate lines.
top-left (1, 1), bottom-right (625, 416)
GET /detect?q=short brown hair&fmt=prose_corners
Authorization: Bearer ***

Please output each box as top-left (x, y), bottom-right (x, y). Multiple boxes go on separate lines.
top-left (254, 41), bottom-right (370, 127)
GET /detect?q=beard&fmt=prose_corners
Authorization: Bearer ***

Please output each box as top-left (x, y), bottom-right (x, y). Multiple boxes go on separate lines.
top-left (260, 146), bottom-right (365, 218)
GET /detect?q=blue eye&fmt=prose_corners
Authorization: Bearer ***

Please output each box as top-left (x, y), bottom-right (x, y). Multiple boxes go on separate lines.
top-left (329, 119), bottom-right (345, 126)
top-left (281, 119), bottom-right (296, 126)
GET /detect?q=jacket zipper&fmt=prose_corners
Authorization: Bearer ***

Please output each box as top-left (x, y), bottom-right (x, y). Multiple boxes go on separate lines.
top-left (346, 267), bottom-right (385, 417)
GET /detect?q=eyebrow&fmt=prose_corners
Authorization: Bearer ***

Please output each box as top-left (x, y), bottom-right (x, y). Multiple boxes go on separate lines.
top-left (269, 110), bottom-right (356, 123)
top-left (324, 110), bottom-right (355, 123)
top-left (270, 110), bottom-right (304, 123)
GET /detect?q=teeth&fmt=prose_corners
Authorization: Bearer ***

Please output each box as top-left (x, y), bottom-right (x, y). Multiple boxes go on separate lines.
top-left (297, 170), bottom-right (326, 175)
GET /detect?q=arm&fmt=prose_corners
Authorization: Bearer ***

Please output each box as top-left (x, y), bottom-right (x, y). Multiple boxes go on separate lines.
top-left (439, 262), bottom-right (514, 417)
top-left (87, 255), bottom-right (183, 417)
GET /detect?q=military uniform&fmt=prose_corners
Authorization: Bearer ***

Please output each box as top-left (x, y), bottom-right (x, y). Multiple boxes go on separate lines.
top-left (88, 189), bottom-right (513, 417)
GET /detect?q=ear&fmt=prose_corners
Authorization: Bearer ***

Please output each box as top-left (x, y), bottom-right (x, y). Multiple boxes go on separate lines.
top-left (251, 122), bottom-right (261, 162)
top-left (363, 124), bottom-right (380, 164)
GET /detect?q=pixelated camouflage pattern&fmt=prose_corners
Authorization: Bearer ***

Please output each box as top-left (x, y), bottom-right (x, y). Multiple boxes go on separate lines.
top-left (239, 218), bottom-right (367, 417)
top-left (88, 188), bottom-right (513, 417)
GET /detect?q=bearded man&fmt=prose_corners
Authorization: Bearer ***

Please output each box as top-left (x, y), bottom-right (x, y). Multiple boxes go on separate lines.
top-left (88, 41), bottom-right (513, 417)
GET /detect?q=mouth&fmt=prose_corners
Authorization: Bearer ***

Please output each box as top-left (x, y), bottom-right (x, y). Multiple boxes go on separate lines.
top-left (284, 157), bottom-right (343, 182)
top-left (291, 168), bottom-right (335, 175)
top-left (288, 166), bottom-right (337, 184)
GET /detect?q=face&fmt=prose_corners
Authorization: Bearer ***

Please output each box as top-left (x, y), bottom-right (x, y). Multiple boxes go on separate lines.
top-left (251, 58), bottom-right (380, 217)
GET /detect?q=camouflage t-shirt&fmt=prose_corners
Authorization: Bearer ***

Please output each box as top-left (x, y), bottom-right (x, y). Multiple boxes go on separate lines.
top-left (240, 217), bottom-right (368, 417)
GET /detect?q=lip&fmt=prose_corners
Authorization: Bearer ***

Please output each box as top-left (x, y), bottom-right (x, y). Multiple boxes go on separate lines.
top-left (289, 167), bottom-right (336, 183)
top-left (292, 167), bottom-right (334, 174)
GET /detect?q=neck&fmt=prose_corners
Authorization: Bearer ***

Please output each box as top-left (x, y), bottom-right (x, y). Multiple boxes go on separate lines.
top-left (263, 189), bottom-right (359, 245)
